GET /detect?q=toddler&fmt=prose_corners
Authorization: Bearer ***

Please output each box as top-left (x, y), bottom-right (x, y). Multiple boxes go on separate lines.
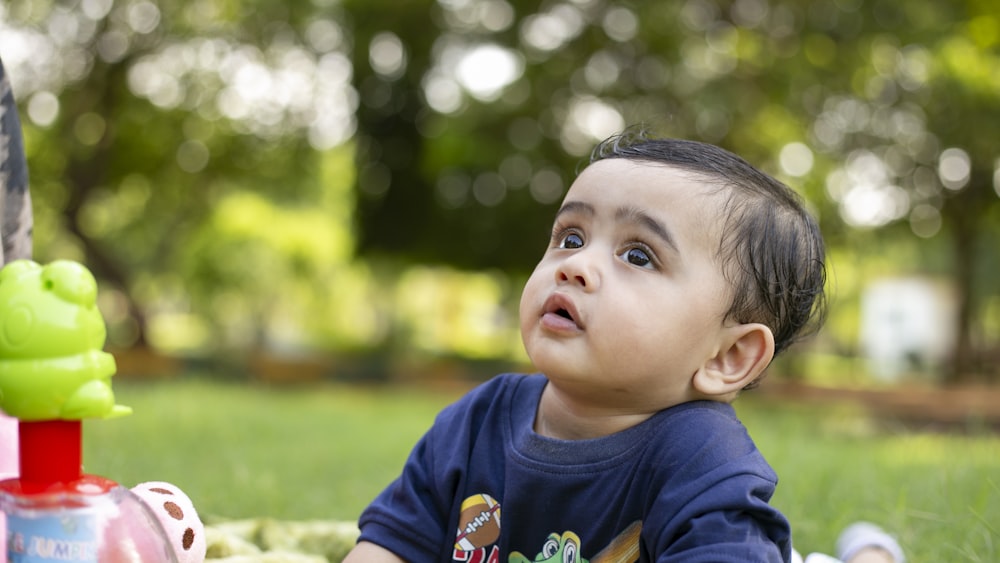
top-left (346, 131), bottom-right (828, 562)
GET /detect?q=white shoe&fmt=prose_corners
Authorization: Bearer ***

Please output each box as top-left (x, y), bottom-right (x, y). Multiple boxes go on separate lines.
top-left (836, 522), bottom-right (905, 563)
top-left (803, 553), bottom-right (842, 563)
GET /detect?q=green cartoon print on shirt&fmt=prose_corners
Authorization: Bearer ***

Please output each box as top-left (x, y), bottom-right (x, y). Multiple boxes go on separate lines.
top-left (510, 531), bottom-right (586, 563)
top-left (509, 521), bottom-right (642, 563)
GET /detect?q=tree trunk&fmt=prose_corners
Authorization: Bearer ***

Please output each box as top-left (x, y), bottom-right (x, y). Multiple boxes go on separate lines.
top-left (941, 176), bottom-right (990, 385)
top-left (945, 216), bottom-right (976, 384)
top-left (60, 53), bottom-right (149, 346)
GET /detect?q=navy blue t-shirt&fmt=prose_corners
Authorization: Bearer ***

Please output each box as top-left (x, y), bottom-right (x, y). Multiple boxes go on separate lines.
top-left (357, 373), bottom-right (791, 562)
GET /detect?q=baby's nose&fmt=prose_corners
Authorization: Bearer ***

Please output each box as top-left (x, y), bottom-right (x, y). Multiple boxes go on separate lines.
top-left (555, 251), bottom-right (600, 290)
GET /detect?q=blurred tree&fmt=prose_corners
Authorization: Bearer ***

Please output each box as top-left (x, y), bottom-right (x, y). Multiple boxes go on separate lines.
top-left (775, 0), bottom-right (1000, 383)
top-left (1, 0), bottom-right (353, 349)
top-left (2, 0), bottom-right (997, 380)
top-left (345, 0), bottom-right (584, 271)
top-left (344, 0), bottom-right (999, 382)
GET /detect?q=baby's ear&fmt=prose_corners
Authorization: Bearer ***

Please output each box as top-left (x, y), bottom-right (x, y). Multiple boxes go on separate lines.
top-left (693, 323), bottom-right (775, 399)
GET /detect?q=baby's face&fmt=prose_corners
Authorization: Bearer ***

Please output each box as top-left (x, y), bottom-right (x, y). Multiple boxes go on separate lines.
top-left (519, 158), bottom-right (733, 412)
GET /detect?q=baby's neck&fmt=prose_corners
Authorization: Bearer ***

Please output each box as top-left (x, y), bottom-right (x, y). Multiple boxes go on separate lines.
top-left (533, 383), bottom-right (658, 440)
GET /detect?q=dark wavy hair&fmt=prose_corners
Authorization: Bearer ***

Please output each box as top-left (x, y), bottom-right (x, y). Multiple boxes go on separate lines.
top-left (591, 130), bottom-right (827, 386)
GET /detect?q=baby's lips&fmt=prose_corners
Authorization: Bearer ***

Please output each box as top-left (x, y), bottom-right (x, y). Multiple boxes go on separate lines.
top-left (542, 293), bottom-right (584, 329)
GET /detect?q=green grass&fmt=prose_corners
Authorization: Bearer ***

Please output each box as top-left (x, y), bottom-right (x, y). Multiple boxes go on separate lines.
top-left (738, 399), bottom-right (1000, 561)
top-left (82, 377), bottom-right (1000, 561)
top-left (83, 377), bottom-right (457, 523)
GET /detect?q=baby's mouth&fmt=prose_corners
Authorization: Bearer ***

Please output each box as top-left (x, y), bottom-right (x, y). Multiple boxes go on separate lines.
top-left (541, 294), bottom-right (583, 330)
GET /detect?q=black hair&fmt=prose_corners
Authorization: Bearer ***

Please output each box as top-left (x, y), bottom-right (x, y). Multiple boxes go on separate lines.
top-left (591, 130), bottom-right (827, 385)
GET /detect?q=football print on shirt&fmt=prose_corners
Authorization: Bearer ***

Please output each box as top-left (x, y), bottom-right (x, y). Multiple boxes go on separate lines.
top-left (452, 494), bottom-right (641, 563)
top-left (453, 494), bottom-right (502, 562)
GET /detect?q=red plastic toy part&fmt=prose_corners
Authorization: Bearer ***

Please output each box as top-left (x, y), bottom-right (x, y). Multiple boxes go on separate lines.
top-left (0, 420), bottom-right (119, 498)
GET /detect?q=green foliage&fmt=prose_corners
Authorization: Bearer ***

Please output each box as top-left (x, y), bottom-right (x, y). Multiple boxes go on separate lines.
top-left (1, 0), bottom-right (997, 375)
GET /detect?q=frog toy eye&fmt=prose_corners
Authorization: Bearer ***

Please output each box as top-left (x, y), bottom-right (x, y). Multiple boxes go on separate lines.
top-left (41, 260), bottom-right (98, 306)
top-left (0, 259), bottom-right (39, 285)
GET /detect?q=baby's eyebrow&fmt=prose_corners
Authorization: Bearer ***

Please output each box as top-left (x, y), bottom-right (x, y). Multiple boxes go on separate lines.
top-left (554, 200), bottom-right (595, 219)
top-left (616, 206), bottom-right (680, 254)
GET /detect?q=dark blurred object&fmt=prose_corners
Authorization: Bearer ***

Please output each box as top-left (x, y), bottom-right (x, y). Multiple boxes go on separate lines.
top-left (0, 55), bottom-right (32, 264)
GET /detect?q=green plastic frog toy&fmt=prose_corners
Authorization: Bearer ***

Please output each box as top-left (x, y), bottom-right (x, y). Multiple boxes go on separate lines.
top-left (0, 259), bottom-right (130, 421)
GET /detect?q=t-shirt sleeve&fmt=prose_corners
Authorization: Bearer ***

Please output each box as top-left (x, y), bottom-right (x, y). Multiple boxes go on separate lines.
top-left (355, 375), bottom-right (513, 561)
top-left (651, 468), bottom-right (790, 562)
top-left (356, 431), bottom-right (450, 560)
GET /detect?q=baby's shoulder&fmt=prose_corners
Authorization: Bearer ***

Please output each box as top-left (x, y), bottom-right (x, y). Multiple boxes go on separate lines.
top-left (644, 401), bottom-right (767, 472)
top-left (656, 400), bottom-right (745, 435)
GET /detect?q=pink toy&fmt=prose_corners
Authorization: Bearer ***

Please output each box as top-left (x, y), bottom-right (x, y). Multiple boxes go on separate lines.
top-left (0, 412), bottom-right (16, 560)
top-left (97, 483), bottom-right (206, 563)
top-left (0, 414), bottom-right (15, 477)
top-left (0, 260), bottom-right (205, 563)
top-left (129, 482), bottom-right (206, 563)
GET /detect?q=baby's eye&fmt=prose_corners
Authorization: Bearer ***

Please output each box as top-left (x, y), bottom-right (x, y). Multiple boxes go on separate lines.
top-left (620, 246), bottom-right (653, 268)
top-left (558, 232), bottom-right (584, 249)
